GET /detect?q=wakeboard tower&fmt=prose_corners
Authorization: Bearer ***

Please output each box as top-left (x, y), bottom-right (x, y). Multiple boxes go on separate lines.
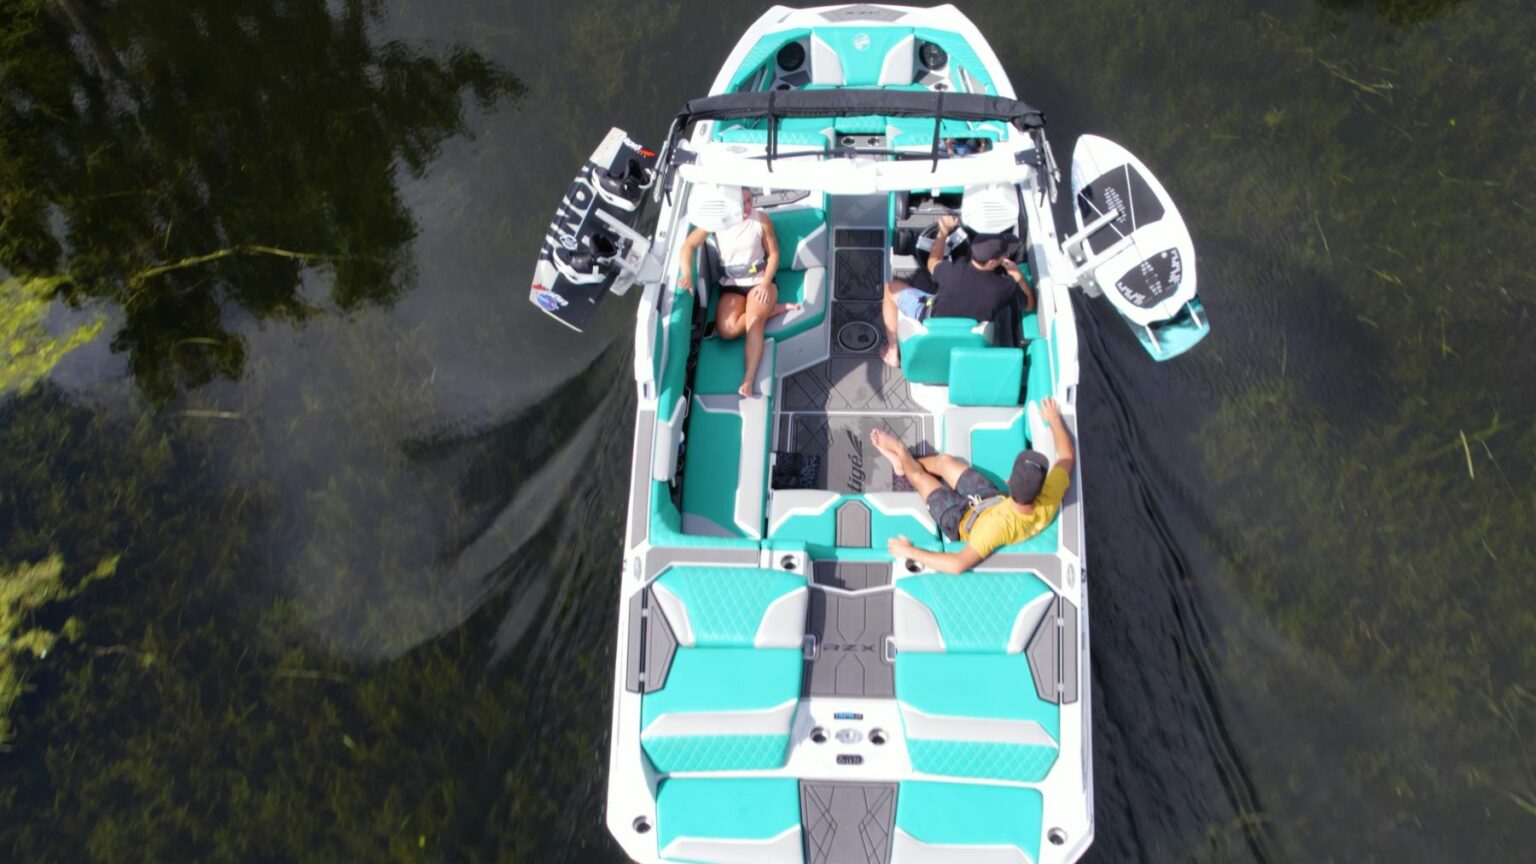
top-left (524, 5), bottom-right (1211, 863)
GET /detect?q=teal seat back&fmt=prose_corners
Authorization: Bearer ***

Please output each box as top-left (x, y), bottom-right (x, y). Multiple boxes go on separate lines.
top-left (900, 317), bottom-right (988, 384)
top-left (949, 347), bottom-right (1023, 406)
top-left (651, 566), bottom-right (806, 648)
top-left (896, 571), bottom-right (1052, 653)
top-left (768, 206), bottom-right (828, 271)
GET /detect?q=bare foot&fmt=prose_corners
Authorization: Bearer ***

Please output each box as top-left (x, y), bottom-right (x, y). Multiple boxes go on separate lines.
top-left (770, 302), bottom-right (802, 319)
top-left (879, 341), bottom-right (900, 368)
top-left (738, 379), bottom-right (755, 398)
top-left (869, 428), bottom-right (909, 477)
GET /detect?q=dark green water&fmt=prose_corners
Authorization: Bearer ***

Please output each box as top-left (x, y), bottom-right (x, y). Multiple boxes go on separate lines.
top-left (2, 0), bottom-right (1532, 861)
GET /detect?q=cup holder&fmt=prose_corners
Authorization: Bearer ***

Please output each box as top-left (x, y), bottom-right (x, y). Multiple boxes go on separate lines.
top-left (810, 726), bottom-right (828, 744)
top-left (1048, 828), bottom-right (1067, 846)
top-left (780, 554), bottom-right (798, 571)
top-left (633, 816), bottom-right (652, 834)
top-left (837, 320), bottom-right (879, 353)
top-left (904, 558), bottom-right (922, 573)
top-left (869, 728), bottom-right (887, 746)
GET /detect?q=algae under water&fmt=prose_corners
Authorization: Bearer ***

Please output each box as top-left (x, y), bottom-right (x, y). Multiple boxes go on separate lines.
top-left (1, 0), bottom-right (1533, 861)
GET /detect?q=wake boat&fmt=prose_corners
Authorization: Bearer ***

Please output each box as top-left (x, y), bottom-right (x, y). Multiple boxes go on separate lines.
top-left (528, 5), bottom-right (1209, 863)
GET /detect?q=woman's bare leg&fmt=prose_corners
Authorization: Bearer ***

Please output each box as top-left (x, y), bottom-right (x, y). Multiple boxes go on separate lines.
top-left (738, 282), bottom-right (777, 397)
top-left (716, 293), bottom-right (748, 339)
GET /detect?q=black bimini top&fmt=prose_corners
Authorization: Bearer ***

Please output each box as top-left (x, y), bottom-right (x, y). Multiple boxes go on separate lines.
top-left (664, 88), bottom-right (1047, 171)
top-left (675, 88), bottom-right (1046, 131)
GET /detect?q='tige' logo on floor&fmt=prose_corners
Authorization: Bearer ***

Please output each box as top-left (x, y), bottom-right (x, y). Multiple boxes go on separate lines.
top-left (845, 428), bottom-right (867, 494)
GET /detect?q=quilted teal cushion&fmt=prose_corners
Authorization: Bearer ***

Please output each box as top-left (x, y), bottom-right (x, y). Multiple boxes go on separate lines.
top-left (907, 740), bottom-right (1058, 783)
top-left (652, 566), bottom-right (805, 647)
top-left (896, 572), bottom-right (1051, 652)
top-left (641, 647), bottom-right (802, 773)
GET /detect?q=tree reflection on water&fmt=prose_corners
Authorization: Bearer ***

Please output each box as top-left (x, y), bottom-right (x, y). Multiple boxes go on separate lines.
top-left (0, 0), bottom-right (521, 401)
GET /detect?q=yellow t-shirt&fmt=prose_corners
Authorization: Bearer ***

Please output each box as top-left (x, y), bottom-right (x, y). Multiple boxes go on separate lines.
top-left (960, 466), bottom-right (1070, 558)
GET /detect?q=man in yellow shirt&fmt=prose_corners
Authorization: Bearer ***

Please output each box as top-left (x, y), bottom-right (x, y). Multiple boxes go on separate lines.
top-left (870, 397), bottom-right (1075, 573)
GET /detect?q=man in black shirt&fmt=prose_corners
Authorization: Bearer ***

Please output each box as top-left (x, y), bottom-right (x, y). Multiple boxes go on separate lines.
top-left (879, 215), bottom-right (1035, 367)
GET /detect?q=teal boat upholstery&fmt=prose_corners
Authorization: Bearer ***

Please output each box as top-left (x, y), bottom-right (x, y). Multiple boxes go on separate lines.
top-left (680, 338), bottom-right (775, 539)
top-left (1025, 333), bottom-right (1054, 406)
top-left (657, 777), bottom-right (804, 863)
top-left (898, 317), bottom-right (990, 384)
top-left (727, 28), bottom-right (812, 91)
top-left (766, 490), bottom-right (943, 558)
top-left (948, 347), bottom-right (1024, 406)
top-left (650, 566), bottom-right (808, 648)
top-left (717, 127), bottom-right (830, 149)
top-left (892, 570), bottom-right (1061, 782)
top-left (942, 405), bottom-right (1025, 489)
top-left (766, 204), bottom-right (831, 338)
top-left (892, 781), bottom-right (1043, 864)
top-left (809, 27), bottom-right (916, 87)
top-left (641, 566), bottom-right (807, 774)
top-left (939, 403), bottom-right (1059, 554)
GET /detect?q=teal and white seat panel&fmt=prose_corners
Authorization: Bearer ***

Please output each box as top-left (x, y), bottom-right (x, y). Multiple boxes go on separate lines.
top-left (896, 316), bottom-right (992, 384)
top-left (764, 203), bottom-right (830, 343)
top-left (767, 490), bottom-right (943, 557)
top-left (892, 570), bottom-right (1061, 782)
top-left (656, 777), bottom-right (803, 863)
top-left (640, 566), bottom-right (807, 773)
top-left (892, 781), bottom-right (1043, 864)
top-left (809, 27), bottom-right (916, 87)
top-left (679, 338), bottom-right (776, 539)
top-left (939, 340), bottom-right (1061, 554)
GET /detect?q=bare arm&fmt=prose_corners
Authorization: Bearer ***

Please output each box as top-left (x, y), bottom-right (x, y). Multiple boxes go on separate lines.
top-left (1041, 397), bottom-right (1075, 473)
top-left (889, 536), bottom-right (984, 575)
top-left (676, 227), bottom-right (710, 292)
top-left (1001, 258), bottom-right (1036, 311)
top-left (926, 215), bottom-right (959, 274)
top-left (751, 213), bottom-right (781, 304)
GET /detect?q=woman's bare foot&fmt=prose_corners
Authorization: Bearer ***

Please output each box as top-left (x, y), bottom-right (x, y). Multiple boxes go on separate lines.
top-left (770, 302), bottom-right (802, 319)
top-left (738, 379), bottom-right (755, 398)
top-left (870, 428), bottom-right (910, 477)
top-left (879, 340), bottom-right (900, 368)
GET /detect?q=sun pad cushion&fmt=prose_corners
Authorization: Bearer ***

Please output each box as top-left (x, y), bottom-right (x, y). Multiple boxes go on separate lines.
top-left (893, 781), bottom-right (1043, 864)
top-left (658, 778), bottom-right (804, 863)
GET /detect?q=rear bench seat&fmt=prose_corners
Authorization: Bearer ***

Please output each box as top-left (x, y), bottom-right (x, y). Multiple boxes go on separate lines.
top-left (680, 337), bottom-right (775, 539)
top-left (892, 781), bottom-right (1044, 864)
top-left (641, 565), bottom-right (807, 773)
top-left (892, 569), bottom-right (1061, 783)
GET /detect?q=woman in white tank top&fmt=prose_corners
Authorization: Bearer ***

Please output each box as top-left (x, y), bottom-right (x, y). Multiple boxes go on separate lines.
top-left (677, 186), bottom-right (800, 397)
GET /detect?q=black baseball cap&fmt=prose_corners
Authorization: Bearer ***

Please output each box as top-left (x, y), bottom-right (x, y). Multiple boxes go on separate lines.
top-left (968, 231), bottom-right (1020, 264)
top-left (1008, 450), bottom-right (1051, 503)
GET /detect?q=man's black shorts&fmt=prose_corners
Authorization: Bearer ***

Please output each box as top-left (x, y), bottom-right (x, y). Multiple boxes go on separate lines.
top-left (925, 468), bottom-right (1005, 541)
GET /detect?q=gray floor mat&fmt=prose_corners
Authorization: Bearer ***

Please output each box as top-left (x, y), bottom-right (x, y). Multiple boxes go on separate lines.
top-left (782, 358), bottom-right (921, 413)
top-left (777, 413), bottom-right (930, 494)
top-left (834, 249), bottom-right (884, 301)
top-left (801, 782), bottom-right (897, 864)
